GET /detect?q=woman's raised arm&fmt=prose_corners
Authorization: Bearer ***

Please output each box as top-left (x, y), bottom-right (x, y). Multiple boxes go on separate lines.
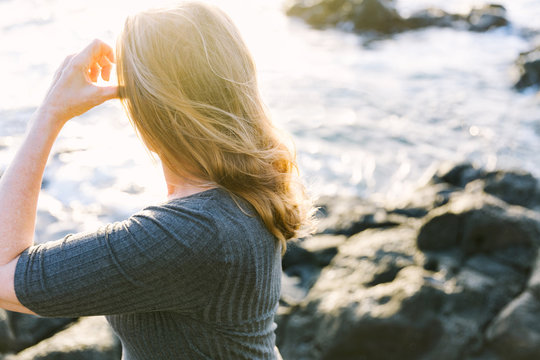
top-left (0, 40), bottom-right (118, 312)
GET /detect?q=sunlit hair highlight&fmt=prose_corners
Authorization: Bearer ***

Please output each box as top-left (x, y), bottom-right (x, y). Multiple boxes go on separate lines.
top-left (117, 1), bottom-right (313, 251)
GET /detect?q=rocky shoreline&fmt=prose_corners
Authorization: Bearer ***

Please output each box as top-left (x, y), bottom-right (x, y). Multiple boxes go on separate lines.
top-left (278, 162), bottom-right (540, 360)
top-left (2, 162), bottom-right (540, 359)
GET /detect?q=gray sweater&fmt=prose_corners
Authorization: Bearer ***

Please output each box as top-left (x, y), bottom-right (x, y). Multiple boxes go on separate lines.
top-left (14, 188), bottom-right (282, 359)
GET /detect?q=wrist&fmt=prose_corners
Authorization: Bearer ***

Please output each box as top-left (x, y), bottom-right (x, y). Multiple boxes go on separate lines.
top-left (31, 106), bottom-right (66, 134)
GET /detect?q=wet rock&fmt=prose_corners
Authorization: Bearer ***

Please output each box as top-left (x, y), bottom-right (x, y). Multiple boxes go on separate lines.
top-left (5, 317), bottom-right (121, 360)
top-left (482, 170), bottom-right (539, 208)
top-left (282, 235), bottom-right (346, 302)
top-left (515, 46), bottom-right (540, 90)
top-left (527, 250), bottom-right (540, 297)
top-left (0, 311), bottom-right (74, 354)
top-left (404, 4), bottom-right (508, 32)
top-left (426, 162), bottom-right (540, 208)
top-left (388, 182), bottom-right (456, 218)
top-left (315, 196), bottom-right (401, 236)
top-left (466, 4), bottom-right (508, 32)
top-left (405, 8), bottom-right (467, 30)
top-left (300, 235), bottom-right (347, 264)
top-left (430, 162), bottom-right (486, 188)
top-left (286, 0), bottom-right (404, 34)
top-left (417, 211), bottom-right (461, 251)
top-left (417, 192), bottom-right (540, 255)
top-left (347, 0), bottom-right (403, 33)
top-left (281, 273), bottom-right (310, 305)
top-left (278, 227), bottom-right (437, 360)
top-left (483, 250), bottom-right (540, 359)
top-left (286, 0), bottom-right (509, 35)
top-left (387, 162), bottom-right (489, 219)
top-left (486, 291), bottom-right (540, 360)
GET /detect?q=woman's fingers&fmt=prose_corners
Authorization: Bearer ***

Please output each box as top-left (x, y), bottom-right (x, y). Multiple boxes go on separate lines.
top-left (76, 40), bottom-right (115, 83)
top-left (72, 39), bottom-right (115, 76)
top-left (98, 56), bottom-right (113, 82)
top-left (83, 39), bottom-right (115, 66)
top-left (88, 63), bottom-right (100, 83)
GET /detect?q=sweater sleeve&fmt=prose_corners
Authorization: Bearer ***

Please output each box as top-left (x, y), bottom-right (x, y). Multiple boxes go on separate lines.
top-left (13, 202), bottom-right (224, 317)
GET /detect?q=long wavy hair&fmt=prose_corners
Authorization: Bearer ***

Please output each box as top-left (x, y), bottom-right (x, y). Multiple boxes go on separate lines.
top-left (116, 1), bottom-right (313, 251)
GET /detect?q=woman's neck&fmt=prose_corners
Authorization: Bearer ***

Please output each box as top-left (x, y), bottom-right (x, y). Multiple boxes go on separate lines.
top-left (166, 182), bottom-right (214, 200)
top-left (162, 163), bottom-right (214, 200)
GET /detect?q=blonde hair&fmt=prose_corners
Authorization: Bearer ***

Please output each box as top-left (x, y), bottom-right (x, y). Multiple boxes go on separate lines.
top-left (117, 1), bottom-right (313, 251)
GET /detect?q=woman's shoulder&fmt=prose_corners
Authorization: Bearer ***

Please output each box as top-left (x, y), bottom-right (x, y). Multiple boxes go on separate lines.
top-left (155, 188), bottom-right (259, 225)
top-left (128, 188), bottom-right (267, 243)
top-left (135, 187), bottom-right (221, 215)
top-left (146, 188), bottom-right (244, 223)
top-left (121, 188), bottom-right (276, 259)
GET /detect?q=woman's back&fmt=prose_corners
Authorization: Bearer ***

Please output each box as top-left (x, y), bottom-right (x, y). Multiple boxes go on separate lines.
top-left (16, 188), bottom-right (282, 359)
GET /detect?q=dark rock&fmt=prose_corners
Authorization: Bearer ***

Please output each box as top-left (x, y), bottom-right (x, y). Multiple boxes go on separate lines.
top-left (282, 235), bottom-right (346, 300)
top-left (388, 206), bottom-right (428, 218)
top-left (404, 4), bottom-right (508, 32)
top-left (387, 182), bottom-right (457, 219)
top-left (460, 201), bottom-right (540, 255)
top-left (0, 311), bottom-right (74, 354)
top-left (286, 0), bottom-right (404, 34)
top-left (417, 192), bottom-right (540, 255)
top-left (281, 273), bottom-right (310, 304)
top-left (405, 8), bottom-right (466, 30)
top-left (486, 291), bottom-right (540, 360)
top-left (282, 241), bottom-right (317, 270)
top-left (467, 4), bottom-right (508, 32)
top-left (515, 47), bottom-right (540, 90)
top-left (483, 252), bottom-right (540, 359)
top-left (430, 162), bottom-right (486, 188)
top-left (5, 317), bottom-right (121, 360)
top-left (278, 227), bottom-right (434, 359)
top-left (466, 253), bottom-right (527, 281)
top-left (417, 211), bottom-right (461, 251)
top-left (482, 170), bottom-right (538, 208)
top-left (283, 236), bottom-right (343, 271)
top-left (286, 0), bottom-right (509, 36)
top-left (284, 263), bottom-right (322, 294)
top-left (527, 249), bottom-right (540, 293)
top-left (348, 0), bottom-right (403, 33)
top-left (491, 246), bottom-right (536, 274)
top-left (300, 235), bottom-right (346, 265)
top-left (316, 196), bottom-right (401, 236)
top-left (426, 163), bottom-right (540, 208)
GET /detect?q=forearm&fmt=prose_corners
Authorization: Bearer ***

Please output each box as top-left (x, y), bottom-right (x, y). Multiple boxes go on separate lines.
top-left (0, 110), bottom-right (61, 265)
top-left (0, 40), bottom-right (117, 313)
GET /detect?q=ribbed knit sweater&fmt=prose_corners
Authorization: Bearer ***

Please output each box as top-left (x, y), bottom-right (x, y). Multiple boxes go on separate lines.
top-left (14, 188), bottom-right (282, 359)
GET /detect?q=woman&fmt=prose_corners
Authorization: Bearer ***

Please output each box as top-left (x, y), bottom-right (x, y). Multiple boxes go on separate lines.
top-left (0, 2), bottom-right (312, 359)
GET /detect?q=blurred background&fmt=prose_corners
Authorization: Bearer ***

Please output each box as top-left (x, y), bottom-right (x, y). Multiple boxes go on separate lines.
top-left (0, 0), bottom-right (539, 238)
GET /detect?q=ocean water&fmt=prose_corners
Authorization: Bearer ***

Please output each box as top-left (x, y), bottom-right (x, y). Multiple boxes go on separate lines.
top-left (0, 0), bottom-right (539, 233)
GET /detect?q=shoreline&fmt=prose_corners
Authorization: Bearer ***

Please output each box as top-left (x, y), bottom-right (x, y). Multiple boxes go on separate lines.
top-left (278, 161), bottom-right (540, 359)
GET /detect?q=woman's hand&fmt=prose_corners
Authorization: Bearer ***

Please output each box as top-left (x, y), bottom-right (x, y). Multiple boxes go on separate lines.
top-left (37, 39), bottom-right (119, 128)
